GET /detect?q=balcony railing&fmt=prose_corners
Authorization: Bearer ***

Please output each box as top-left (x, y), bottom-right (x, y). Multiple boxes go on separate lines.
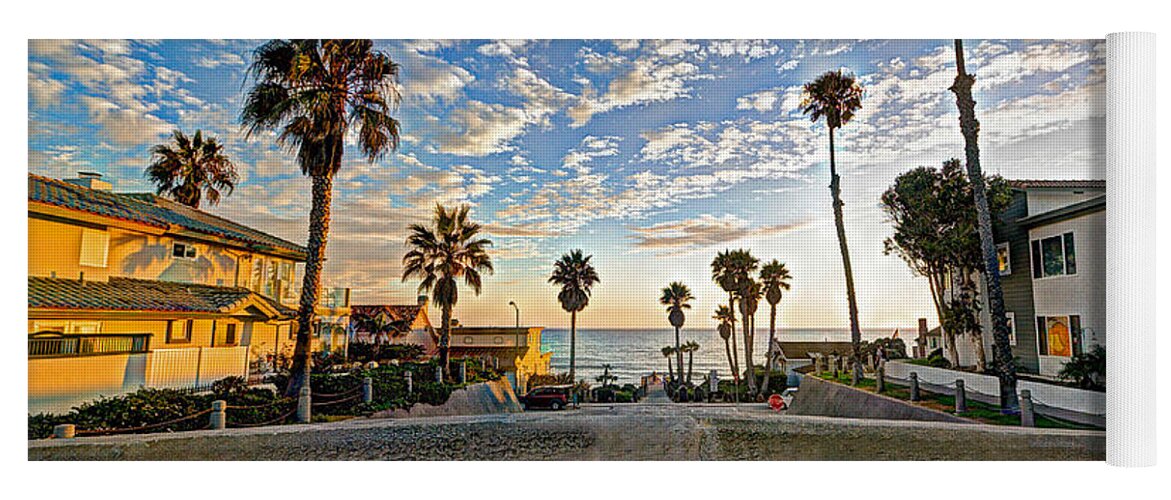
top-left (28, 333), bottom-right (151, 358)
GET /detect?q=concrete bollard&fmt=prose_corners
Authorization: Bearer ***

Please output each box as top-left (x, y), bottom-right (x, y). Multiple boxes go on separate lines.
top-left (405, 370), bottom-right (413, 394)
top-left (955, 379), bottom-right (967, 413)
top-left (1020, 389), bottom-right (1036, 427)
top-left (876, 364), bottom-right (886, 393)
top-left (909, 372), bottom-right (921, 401)
top-left (460, 361), bottom-right (467, 384)
top-left (53, 424), bottom-right (75, 439)
top-left (831, 356), bottom-right (840, 378)
top-left (296, 384), bottom-right (311, 423)
top-left (814, 356), bottom-right (823, 375)
top-left (435, 365), bottom-right (444, 383)
top-left (362, 377), bottom-right (373, 404)
top-left (209, 400), bottom-right (226, 430)
top-left (849, 358), bottom-right (859, 386)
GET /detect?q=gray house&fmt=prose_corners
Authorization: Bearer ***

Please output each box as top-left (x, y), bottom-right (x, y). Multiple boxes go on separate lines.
top-left (953, 180), bottom-right (1104, 377)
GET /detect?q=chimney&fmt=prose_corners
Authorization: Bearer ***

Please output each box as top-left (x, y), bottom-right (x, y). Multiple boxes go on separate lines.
top-left (66, 171), bottom-right (113, 192)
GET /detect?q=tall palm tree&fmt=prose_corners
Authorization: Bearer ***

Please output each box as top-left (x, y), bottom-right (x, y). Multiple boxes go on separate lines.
top-left (549, 249), bottom-right (600, 390)
top-left (661, 346), bottom-right (676, 383)
top-left (711, 250), bottom-right (741, 380)
top-left (242, 39), bottom-right (401, 395)
top-left (729, 249), bottom-right (760, 392)
top-left (683, 340), bottom-right (700, 384)
top-left (801, 69), bottom-right (865, 384)
top-left (660, 282), bottom-right (694, 382)
top-left (402, 204), bottom-right (494, 379)
top-left (950, 40), bottom-right (1019, 411)
top-left (146, 130), bottom-right (238, 209)
top-left (759, 260), bottom-right (793, 395)
top-left (713, 305), bottom-right (737, 383)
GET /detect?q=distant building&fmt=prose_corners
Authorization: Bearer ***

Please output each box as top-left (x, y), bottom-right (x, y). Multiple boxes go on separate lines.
top-left (449, 326), bottom-right (552, 392)
top-left (27, 173), bottom-right (349, 414)
top-left (951, 180), bottom-right (1105, 377)
top-left (349, 298), bottom-right (437, 355)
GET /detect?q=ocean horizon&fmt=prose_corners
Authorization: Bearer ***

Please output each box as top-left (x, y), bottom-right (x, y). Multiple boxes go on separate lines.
top-left (538, 327), bottom-right (913, 386)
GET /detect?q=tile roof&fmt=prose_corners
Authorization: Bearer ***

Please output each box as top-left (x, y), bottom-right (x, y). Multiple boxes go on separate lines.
top-left (350, 305), bottom-right (428, 331)
top-left (1007, 180), bottom-right (1105, 190)
top-left (28, 174), bottom-right (307, 258)
top-left (29, 276), bottom-right (295, 318)
top-left (776, 341), bottom-right (855, 360)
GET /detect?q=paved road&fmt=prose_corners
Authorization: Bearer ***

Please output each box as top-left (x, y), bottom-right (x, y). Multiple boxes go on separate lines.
top-left (29, 403), bottom-right (1103, 461)
top-left (643, 383), bottom-right (671, 403)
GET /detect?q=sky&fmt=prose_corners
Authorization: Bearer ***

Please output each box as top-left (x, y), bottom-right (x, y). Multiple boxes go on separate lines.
top-left (28, 39), bottom-right (1105, 330)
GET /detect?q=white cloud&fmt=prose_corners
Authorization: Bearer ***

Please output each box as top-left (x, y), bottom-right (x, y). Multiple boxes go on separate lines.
top-left (195, 52), bottom-right (244, 68)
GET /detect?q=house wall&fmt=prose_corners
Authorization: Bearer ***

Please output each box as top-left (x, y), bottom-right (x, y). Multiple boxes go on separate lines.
top-left (28, 215), bottom-right (300, 295)
top-left (1030, 210), bottom-right (1106, 377)
top-left (1026, 189), bottom-right (1105, 216)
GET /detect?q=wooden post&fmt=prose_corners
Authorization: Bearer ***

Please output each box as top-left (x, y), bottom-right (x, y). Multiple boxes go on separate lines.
top-left (435, 365), bottom-right (444, 383)
top-left (362, 377), bottom-right (373, 404)
top-left (209, 400), bottom-right (226, 430)
top-left (296, 384), bottom-right (311, 423)
top-left (909, 372), bottom-right (921, 401)
top-left (955, 379), bottom-right (967, 413)
top-left (460, 361), bottom-right (467, 384)
top-left (405, 370), bottom-right (413, 394)
top-left (876, 363), bottom-right (886, 393)
top-left (53, 424), bottom-right (75, 439)
top-left (1020, 389), bottom-right (1036, 427)
top-left (815, 356), bottom-right (823, 375)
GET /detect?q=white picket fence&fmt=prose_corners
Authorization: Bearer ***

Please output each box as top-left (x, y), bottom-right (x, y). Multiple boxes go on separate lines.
top-left (146, 346), bottom-right (250, 391)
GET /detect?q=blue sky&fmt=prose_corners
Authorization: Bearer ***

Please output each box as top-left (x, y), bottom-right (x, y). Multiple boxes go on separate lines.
top-left (28, 39), bottom-right (1105, 329)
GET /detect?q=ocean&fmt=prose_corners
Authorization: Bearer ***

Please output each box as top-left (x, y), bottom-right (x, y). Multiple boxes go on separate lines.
top-left (539, 327), bottom-right (907, 385)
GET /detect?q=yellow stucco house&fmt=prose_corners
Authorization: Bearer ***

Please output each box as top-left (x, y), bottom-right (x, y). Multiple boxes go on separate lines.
top-left (28, 172), bottom-right (344, 414)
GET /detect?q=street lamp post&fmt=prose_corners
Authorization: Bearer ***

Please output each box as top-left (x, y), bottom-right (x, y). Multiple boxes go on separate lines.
top-left (509, 300), bottom-right (521, 392)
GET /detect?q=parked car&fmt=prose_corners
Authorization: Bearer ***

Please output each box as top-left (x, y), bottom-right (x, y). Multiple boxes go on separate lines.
top-left (520, 385), bottom-right (571, 410)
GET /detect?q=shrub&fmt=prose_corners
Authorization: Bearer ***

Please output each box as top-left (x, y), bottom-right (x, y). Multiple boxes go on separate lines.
top-left (347, 343), bottom-right (426, 364)
top-left (1059, 345), bottom-right (1106, 391)
top-left (925, 348), bottom-right (952, 368)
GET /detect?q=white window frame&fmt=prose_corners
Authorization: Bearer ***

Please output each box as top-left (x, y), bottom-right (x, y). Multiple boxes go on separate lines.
top-left (79, 228), bottom-right (109, 268)
top-left (1005, 312), bottom-right (1017, 346)
top-left (172, 242), bottom-right (198, 261)
top-left (996, 242), bottom-right (1011, 276)
top-left (1031, 231), bottom-right (1077, 280)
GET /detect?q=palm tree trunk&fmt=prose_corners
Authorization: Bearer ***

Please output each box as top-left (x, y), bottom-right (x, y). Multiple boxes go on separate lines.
top-left (950, 39), bottom-right (1019, 411)
top-left (761, 304), bottom-right (777, 395)
top-left (674, 326), bottom-right (684, 384)
top-left (728, 295), bottom-right (740, 382)
top-left (828, 127), bottom-right (865, 385)
top-left (742, 308), bottom-right (757, 393)
top-left (439, 306), bottom-right (452, 380)
top-left (569, 310), bottom-right (577, 407)
top-left (723, 338), bottom-right (735, 384)
top-left (285, 173), bottom-right (333, 397)
top-left (666, 355), bottom-right (674, 383)
top-left (687, 351), bottom-right (694, 384)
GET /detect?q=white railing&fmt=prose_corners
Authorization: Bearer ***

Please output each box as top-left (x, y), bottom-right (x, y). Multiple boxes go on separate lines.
top-left (886, 360), bottom-right (1105, 417)
top-left (146, 346), bottom-right (249, 391)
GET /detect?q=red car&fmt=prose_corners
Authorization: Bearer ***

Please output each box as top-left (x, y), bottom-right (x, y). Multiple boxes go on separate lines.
top-left (520, 385), bottom-right (571, 410)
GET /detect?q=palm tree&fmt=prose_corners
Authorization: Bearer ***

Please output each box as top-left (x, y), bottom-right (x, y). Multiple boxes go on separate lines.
top-left (549, 249), bottom-right (600, 391)
top-left (661, 346), bottom-right (676, 383)
top-left (729, 249), bottom-right (760, 392)
top-left (713, 305), bottom-right (737, 383)
top-left (683, 341), bottom-right (700, 383)
top-left (801, 69), bottom-right (865, 384)
top-left (660, 282), bottom-right (694, 383)
top-left (759, 260), bottom-right (792, 395)
top-left (711, 250), bottom-right (741, 380)
top-left (950, 40), bottom-right (1019, 411)
top-left (242, 40), bottom-right (402, 396)
top-left (402, 204), bottom-right (494, 379)
top-left (146, 130), bottom-right (237, 209)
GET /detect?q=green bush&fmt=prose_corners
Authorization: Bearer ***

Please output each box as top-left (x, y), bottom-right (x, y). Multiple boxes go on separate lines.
top-left (925, 348), bottom-right (952, 368)
top-left (1059, 345), bottom-right (1106, 391)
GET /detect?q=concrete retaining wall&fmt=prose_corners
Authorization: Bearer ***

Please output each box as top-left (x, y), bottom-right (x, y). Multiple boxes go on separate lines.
top-left (885, 361), bottom-right (1105, 427)
top-left (788, 374), bottom-right (970, 424)
top-left (372, 379), bottom-right (522, 419)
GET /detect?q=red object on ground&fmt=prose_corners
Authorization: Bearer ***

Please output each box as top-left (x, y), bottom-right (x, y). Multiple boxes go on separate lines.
top-left (768, 394), bottom-right (785, 411)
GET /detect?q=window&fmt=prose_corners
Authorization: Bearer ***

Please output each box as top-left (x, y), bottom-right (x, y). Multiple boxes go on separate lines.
top-left (996, 243), bottom-right (1011, 276)
top-left (172, 242), bottom-right (197, 260)
top-left (1031, 232), bottom-right (1076, 278)
top-left (166, 319), bottom-right (193, 343)
top-left (224, 324), bottom-right (237, 345)
top-left (79, 229), bottom-right (109, 268)
top-left (1036, 315), bottom-right (1081, 357)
